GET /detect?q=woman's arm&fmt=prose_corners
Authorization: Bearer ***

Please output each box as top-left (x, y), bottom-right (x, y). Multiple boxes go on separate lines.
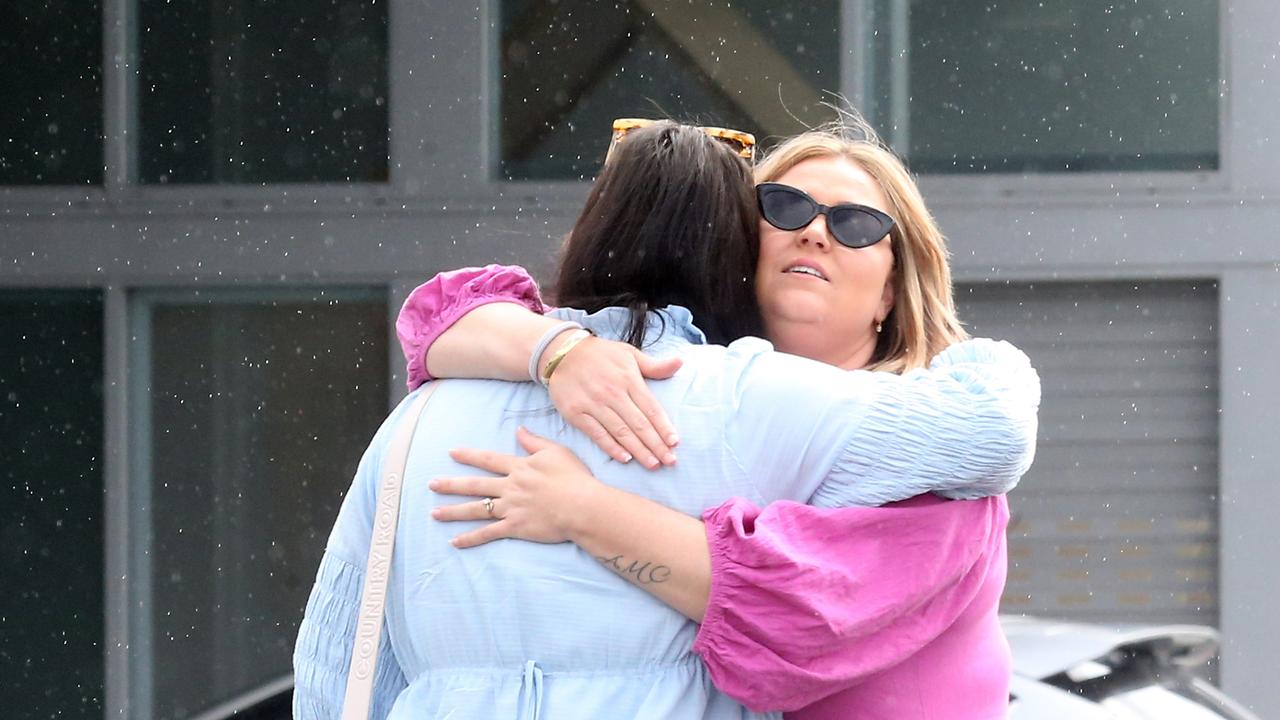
top-left (426, 301), bottom-right (577, 381)
top-left (429, 336), bottom-right (1035, 711)
top-left (431, 427), bottom-right (1001, 626)
top-left (397, 264), bottom-right (681, 467)
top-left (432, 436), bottom-right (1007, 712)
top-left (693, 495), bottom-right (1007, 711)
top-left (432, 427), bottom-right (713, 621)
top-left (726, 337), bottom-right (1040, 504)
top-left (293, 553), bottom-right (407, 720)
top-left (396, 264), bottom-right (548, 388)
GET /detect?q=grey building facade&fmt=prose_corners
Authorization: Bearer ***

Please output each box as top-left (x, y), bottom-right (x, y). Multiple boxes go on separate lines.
top-left (2, 1), bottom-right (1277, 717)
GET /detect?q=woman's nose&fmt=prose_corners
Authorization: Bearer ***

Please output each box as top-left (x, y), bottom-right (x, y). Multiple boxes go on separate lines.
top-left (797, 213), bottom-right (832, 249)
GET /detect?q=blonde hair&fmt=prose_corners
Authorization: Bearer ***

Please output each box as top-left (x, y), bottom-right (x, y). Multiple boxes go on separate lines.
top-left (754, 114), bottom-right (968, 373)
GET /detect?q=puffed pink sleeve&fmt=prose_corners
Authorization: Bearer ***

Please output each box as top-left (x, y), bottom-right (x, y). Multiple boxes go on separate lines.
top-left (396, 264), bottom-right (548, 390)
top-left (692, 495), bottom-right (1007, 712)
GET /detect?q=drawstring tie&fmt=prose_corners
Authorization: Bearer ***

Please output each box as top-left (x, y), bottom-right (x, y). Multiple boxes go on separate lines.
top-left (520, 660), bottom-right (544, 720)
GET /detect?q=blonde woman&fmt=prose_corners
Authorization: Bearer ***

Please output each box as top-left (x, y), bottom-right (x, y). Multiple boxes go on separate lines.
top-left (396, 120), bottom-right (1034, 719)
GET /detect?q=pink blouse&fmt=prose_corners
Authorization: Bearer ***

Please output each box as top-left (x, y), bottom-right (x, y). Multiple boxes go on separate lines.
top-left (697, 496), bottom-right (1010, 719)
top-left (397, 265), bottom-right (1013, 719)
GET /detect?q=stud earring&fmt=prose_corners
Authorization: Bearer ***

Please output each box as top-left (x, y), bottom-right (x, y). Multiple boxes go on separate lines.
top-left (875, 320), bottom-right (883, 333)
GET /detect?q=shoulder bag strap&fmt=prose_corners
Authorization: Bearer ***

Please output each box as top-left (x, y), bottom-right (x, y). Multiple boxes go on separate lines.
top-left (340, 382), bottom-right (439, 720)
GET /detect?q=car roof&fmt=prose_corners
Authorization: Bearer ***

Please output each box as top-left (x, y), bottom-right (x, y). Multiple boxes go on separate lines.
top-left (1001, 615), bottom-right (1219, 680)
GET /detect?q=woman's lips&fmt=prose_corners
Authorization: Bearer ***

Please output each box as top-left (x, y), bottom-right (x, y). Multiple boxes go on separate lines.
top-left (783, 262), bottom-right (829, 281)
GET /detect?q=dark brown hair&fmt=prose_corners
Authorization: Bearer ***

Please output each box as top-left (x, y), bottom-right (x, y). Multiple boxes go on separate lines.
top-left (553, 121), bottom-right (764, 347)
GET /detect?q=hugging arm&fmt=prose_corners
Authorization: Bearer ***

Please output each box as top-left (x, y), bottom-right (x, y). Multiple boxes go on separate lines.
top-left (400, 266), bottom-right (682, 467)
top-left (400, 265), bottom-right (1040, 503)
top-left (396, 264), bottom-right (549, 386)
top-left (436, 426), bottom-right (714, 621)
top-left (435, 439), bottom-right (1010, 711)
top-left (402, 264), bottom-right (1038, 710)
top-left (726, 337), bottom-right (1040, 505)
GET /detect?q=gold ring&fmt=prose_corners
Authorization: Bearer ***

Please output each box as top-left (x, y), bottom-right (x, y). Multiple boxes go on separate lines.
top-left (482, 497), bottom-right (496, 518)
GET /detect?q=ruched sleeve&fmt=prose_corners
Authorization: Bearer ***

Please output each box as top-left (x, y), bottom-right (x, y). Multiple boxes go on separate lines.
top-left (726, 337), bottom-right (1040, 505)
top-left (396, 264), bottom-right (548, 389)
top-left (292, 552), bottom-right (407, 720)
top-left (817, 338), bottom-right (1040, 505)
top-left (692, 495), bottom-right (1008, 712)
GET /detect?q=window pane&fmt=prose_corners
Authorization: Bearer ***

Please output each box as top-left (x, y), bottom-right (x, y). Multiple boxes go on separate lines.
top-left (0, 291), bottom-right (104, 719)
top-left (896, 1), bottom-right (1218, 173)
top-left (139, 0), bottom-right (388, 184)
top-left (0, 1), bottom-right (103, 185)
top-left (138, 292), bottom-right (387, 717)
top-left (499, 0), bottom-right (840, 180)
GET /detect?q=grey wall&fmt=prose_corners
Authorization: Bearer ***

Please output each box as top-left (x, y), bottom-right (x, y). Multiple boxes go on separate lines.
top-left (928, 0), bottom-right (1280, 708)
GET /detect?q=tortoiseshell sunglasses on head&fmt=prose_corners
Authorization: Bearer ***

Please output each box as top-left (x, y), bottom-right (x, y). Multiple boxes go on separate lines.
top-left (606, 118), bottom-right (756, 163)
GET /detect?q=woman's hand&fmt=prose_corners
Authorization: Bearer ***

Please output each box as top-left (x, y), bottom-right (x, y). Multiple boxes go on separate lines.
top-left (543, 334), bottom-right (683, 469)
top-left (430, 427), bottom-right (606, 548)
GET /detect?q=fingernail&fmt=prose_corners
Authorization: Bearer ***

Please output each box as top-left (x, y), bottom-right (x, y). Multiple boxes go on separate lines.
top-left (620, 452), bottom-right (633, 463)
top-left (431, 508), bottom-right (441, 519)
top-left (662, 452), bottom-right (677, 465)
top-left (450, 537), bottom-right (460, 547)
top-left (666, 434), bottom-right (680, 446)
top-left (428, 480), bottom-right (440, 491)
top-left (645, 456), bottom-right (660, 469)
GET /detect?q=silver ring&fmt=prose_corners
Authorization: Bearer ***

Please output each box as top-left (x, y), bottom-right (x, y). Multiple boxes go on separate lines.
top-left (482, 497), bottom-right (496, 518)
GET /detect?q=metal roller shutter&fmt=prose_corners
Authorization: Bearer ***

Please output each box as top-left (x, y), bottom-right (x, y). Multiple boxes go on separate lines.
top-left (955, 280), bottom-right (1219, 625)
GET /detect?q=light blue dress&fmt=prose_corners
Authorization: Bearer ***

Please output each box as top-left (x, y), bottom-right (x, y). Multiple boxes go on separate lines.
top-left (293, 306), bottom-right (1039, 720)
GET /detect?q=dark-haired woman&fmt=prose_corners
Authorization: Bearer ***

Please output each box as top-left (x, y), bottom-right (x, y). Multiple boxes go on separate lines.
top-left (385, 120), bottom-right (1035, 718)
top-left (293, 121), bottom-right (1036, 719)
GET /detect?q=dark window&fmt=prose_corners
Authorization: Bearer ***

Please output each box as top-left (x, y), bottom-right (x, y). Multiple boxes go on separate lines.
top-left (0, 1), bottom-right (103, 185)
top-left (136, 291), bottom-right (387, 718)
top-left (0, 291), bottom-right (104, 719)
top-left (891, 1), bottom-right (1219, 173)
top-left (498, 0), bottom-right (840, 180)
top-left (139, 0), bottom-right (389, 184)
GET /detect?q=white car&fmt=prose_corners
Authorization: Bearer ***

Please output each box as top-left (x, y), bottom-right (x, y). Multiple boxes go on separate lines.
top-left (209, 617), bottom-right (1261, 720)
top-left (1005, 616), bottom-right (1260, 719)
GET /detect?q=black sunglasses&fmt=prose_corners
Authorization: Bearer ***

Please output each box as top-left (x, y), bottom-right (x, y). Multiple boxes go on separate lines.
top-left (756, 182), bottom-right (896, 249)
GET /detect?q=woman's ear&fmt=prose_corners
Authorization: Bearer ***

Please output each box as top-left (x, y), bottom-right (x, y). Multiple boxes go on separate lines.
top-left (878, 277), bottom-right (896, 323)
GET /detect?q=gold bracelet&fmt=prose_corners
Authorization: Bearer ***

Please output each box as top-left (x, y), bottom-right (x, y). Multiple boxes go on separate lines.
top-left (540, 329), bottom-right (593, 386)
